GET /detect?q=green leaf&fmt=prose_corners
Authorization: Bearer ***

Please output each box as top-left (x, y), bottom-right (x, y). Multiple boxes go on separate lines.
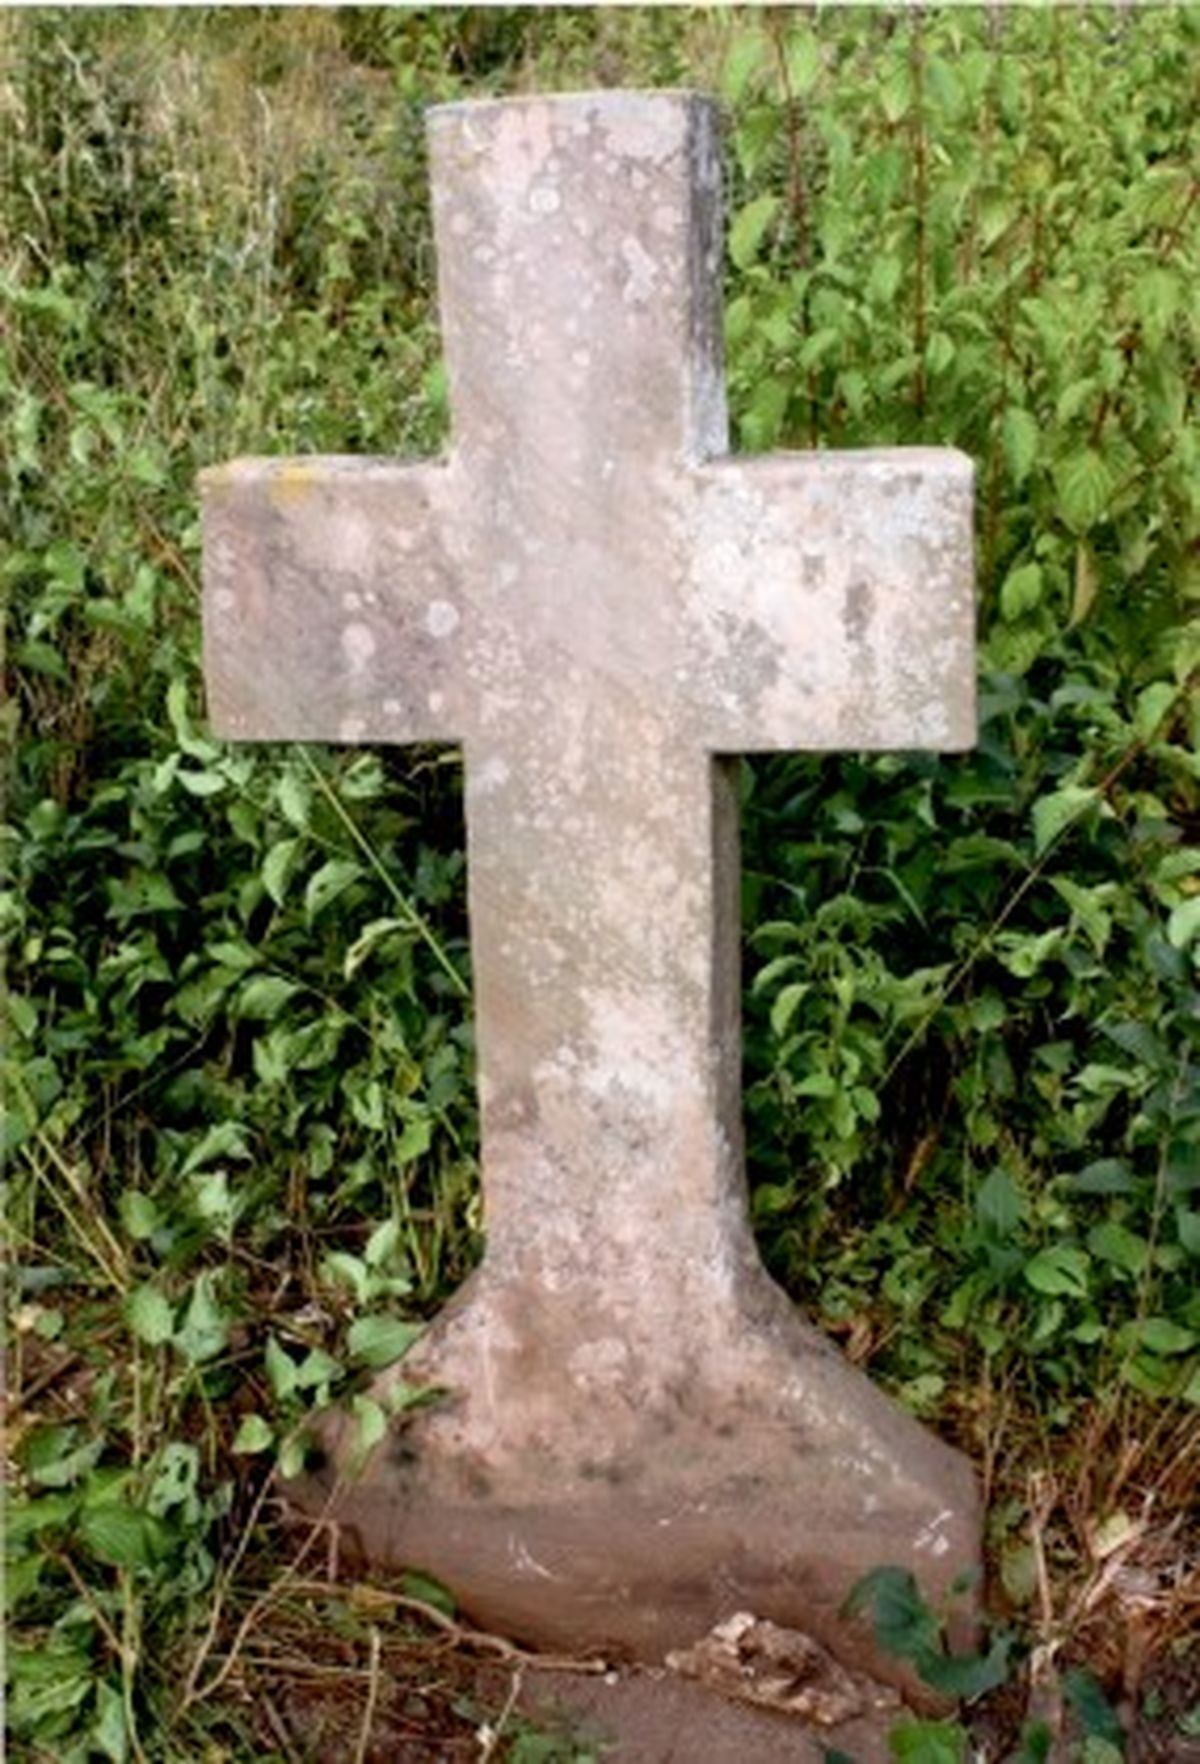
top-left (235, 975), bottom-right (301, 1019)
top-left (346, 1314), bottom-right (423, 1370)
top-left (1072, 1159), bottom-right (1136, 1196)
top-left (125, 1284), bottom-right (175, 1348)
top-left (5, 1491), bottom-right (81, 1542)
top-left (262, 837), bottom-right (300, 907)
top-left (119, 1192), bottom-right (160, 1241)
top-left (729, 195), bottom-right (780, 271)
top-left (1080, 1742), bottom-right (1123, 1764)
top-left (926, 331), bottom-right (955, 377)
top-left (79, 1505), bottom-right (166, 1571)
top-left (980, 192), bottom-right (1018, 250)
top-left (1133, 266), bottom-right (1180, 347)
top-left (1032, 784), bottom-right (1100, 857)
top-left (394, 1116), bottom-right (433, 1164)
top-left (1128, 1317), bottom-right (1196, 1356)
top-left (232, 1414), bottom-right (274, 1454)
top-left (365, 1217), bottom-right (403, 1269)
top-left (1055, 449), bottom-right (1113, 534)
top-left (3, 1552), bottom-right (46, 1614)
top-left (1056, 378), bottom-right (1097, 426)
top-left (349, 1393), bottom-right (388, 1467)
top-left (278, 1431), bottom-right (310, 1480)
top-left (1167, 1144), bottom-right (1200, 1196)
top-left (189, 1169), bottom-right (232, 1235)
top-left (1062, 1668), bottom-right (1123, 1744)
top-left (345, 916), bottom-right (409, 979)
top-left (1011, 1727), bottom-right (1053, 1764)
top-left (1000, 562), bottom-right (1043, 622)
top-left (927, 54), bottom-right (965, 118)
top-left (1000, 1542), bottom-right (1038, 1607)
top-left (147, 1442), bottom-right (199, 1515)
top-left (743, 377), bottom-right (789, 449)
top-left (92, 1680), bottom-right (128, 1764)
top-left (1050, 875), bottom-right (1112, 955)
top-left (22, 1425), bottom-right (103, 1490)
top-left (176, 768), bottom-right (227, 798)
top-left (265, 1336), bottom-right (298, 1400)
top-left (1088, 1221), bottom-right (1148, 1276)
top-left (320, 1251), bottom-right (369, 1302)
top-left (1024, 1246), bottom-right (1090, 1298)
top-left (305, 858), bottom-right (364, 922)
top-left (720, 29), bottom-right (764, 103)
top-left (294, 1347), bottom-right (341, 1390)
top-left (770, 981), bottom-right (810, 1039)
top-left (868, 255), bottom-right (903, 305)
top-left (995, 927), bottom-right (1064, 979)
top-left (1071, 542), bottom-right (1099, 626)
top-left (401, 1569), bottom-right (456, 1615)
top-left (844, 1566), bottom-right (941, 1666)
top-left (920, 1631), bottom-right (1014, 1700)
top-left (181, 1120), bottom-right (250, 1175)
top-left (888, 1719), bottom-right (967, 1763)
top-left (798, 326), bottom-right (841, 372)
top-left (785, 29), bottom-right (822, 95)
top-left (1135, 681), bottom-right (1176, 742)
top-left (1100, 1019), bottom-right (1164, 1069)
top-left (1167, 897), bottom-right (1200, 950)
top-left (175, 1273), bottom-right (229, 1365)
top-left (976, 1168), bottom-right (1024, 1239)
top-left (1075, 1063), bottom-right (1140, 1096)
top-left (1177, 1208), bottom-right (1200, 1257)
top-left (880, 63), bottom-right (911, 124)
top-left (277, 769), bottom-right (311, 830)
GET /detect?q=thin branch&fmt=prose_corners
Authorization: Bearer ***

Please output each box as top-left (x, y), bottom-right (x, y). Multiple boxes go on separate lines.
top-left (351, 1626), bottom-right (382, 1764)
top-left (286, 1577), bottom-right (610, 1676)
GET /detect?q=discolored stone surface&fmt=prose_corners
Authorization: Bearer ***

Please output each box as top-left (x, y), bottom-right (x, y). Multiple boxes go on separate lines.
top-left (201, 90), bottom-right (980, 1694)
top-left (500, 1663), bottom-right (898, 1763)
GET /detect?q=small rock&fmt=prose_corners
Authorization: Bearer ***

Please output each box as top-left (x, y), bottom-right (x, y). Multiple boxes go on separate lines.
top-left (667, 1611), bottom-right (901, 1727)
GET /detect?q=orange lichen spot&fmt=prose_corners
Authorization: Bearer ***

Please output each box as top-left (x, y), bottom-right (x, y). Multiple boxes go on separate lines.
top-left (269, 462), bottom-right (320, 506)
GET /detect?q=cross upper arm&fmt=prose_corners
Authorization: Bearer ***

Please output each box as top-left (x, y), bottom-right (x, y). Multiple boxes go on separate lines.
top-left (683, 449), bottom-right (975, 754)
top-left (200, 456), bottom-right (465, 746)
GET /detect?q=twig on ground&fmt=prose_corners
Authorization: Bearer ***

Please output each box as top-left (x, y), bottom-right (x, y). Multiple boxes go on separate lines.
top-left (288, 1576), bottom-right (610, 1675)
top-left (180, 1488), bottom-right (342, 1712)
top-left (178, 1468), bottom-right (277, 1709)
top-left (477, 1664), bottom-right (524, 1761)
top-left (352, 1625), bottom-right (383, 1764)
top-left (260, 1691), bottom-right (304, 1764)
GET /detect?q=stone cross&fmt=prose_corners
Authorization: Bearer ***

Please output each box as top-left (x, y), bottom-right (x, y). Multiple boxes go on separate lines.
top-left (201, 91), bottom-right (979, 1689)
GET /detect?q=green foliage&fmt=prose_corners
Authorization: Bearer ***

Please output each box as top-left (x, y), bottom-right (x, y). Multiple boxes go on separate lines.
top-left (3, 7), bottom-right (1197, 1758)
top-left (729, 6), bottom-right (1198, 1442)
top-left (846, 1569), bottom-right (1127, 1763)
top-left (846, 1566), bottom-right (1013, 1703)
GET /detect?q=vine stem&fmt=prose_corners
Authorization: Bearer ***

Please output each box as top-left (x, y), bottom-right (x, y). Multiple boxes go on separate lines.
top-left (299, 745), bottom-right (469, 998)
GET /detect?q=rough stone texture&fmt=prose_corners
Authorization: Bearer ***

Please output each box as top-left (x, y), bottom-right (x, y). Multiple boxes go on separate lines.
top-left (201, 90), bottom-right (980, 1695)
top-left (496, 1664), bottom-right (898, 1764)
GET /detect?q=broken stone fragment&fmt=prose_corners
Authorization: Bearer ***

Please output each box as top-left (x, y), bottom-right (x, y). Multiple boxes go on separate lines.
top-left (666, 1611), bottom-right (902, 1727)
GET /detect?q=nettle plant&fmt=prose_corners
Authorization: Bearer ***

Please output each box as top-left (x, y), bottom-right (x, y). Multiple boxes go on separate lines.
top-left (723, 6), bottom-right (1199, 1431)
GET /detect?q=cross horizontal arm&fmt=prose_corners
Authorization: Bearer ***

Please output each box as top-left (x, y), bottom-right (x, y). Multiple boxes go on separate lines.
top-left (200, 457), bottom-right (464, 746)
top-left (685, 448), bottom-right (975, 754)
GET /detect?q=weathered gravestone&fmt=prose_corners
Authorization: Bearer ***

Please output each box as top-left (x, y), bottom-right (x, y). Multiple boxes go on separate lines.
top-left (201, 91), bottom-right (980, 1690)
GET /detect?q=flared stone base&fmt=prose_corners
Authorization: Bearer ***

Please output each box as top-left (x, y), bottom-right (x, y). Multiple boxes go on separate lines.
top-left (289, 1265), bottom-right (980, 1699)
